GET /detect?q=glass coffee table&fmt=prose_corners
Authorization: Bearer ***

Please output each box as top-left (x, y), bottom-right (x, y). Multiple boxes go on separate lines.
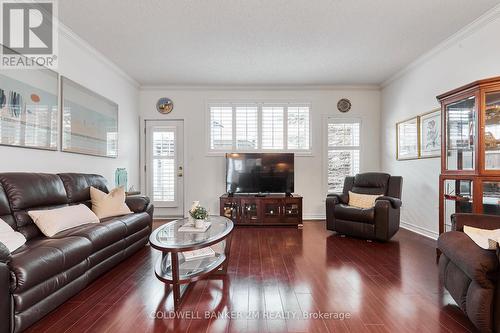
top-left (149, 216), bottom-right (234, 310)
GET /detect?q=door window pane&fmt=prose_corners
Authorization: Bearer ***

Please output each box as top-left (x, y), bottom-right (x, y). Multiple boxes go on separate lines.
top-left (152, 129), bottom-right (175, 202)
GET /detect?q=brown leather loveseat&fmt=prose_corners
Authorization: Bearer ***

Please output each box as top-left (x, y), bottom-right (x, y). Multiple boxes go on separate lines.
top-left (438, 213), bottom-right (500, 333)
top-left (0, 173), bottom-right (154, 333)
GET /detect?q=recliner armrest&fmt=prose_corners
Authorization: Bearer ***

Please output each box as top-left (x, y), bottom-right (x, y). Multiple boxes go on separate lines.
top-left (327, 193), bottom-right (348, 204)
top-left (451, 213), bottom-right (500, 232)
top-left (125, 195), bottom-right (151, 213)
top-left (375, 196), bottom-right (401, 209)
top-left (0, 242), bottom-right (11, 264)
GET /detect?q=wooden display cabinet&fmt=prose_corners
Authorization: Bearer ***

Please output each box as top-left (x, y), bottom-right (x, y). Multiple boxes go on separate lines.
top-left (437, 77), bottom-right (500, 234)
top-left (220, 194), bottom-right (303, 226)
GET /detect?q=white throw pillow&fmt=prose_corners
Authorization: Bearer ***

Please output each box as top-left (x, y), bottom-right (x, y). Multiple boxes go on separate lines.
top-left (463, 225), bottom-right (500, 250)
top-left (0, 218), bottom-right (26, 252)
top-left (90, 186), bottom-right (132, 219)
top-left (348, 191), bottom-right (382, 209)
top-left (28, 204), bottom-right (99, 237)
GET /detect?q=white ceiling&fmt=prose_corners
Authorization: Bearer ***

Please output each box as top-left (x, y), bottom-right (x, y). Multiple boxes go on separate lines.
top-left (58, 0), bottom-right (500, 86)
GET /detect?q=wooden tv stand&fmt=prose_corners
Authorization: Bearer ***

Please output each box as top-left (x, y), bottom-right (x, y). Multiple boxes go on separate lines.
top-left (219, 194), bottom-right (303, 227)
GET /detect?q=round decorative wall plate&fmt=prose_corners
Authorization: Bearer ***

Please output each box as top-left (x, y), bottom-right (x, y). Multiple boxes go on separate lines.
top-left (337, 98), bottom-right (351, 113)
top-left (156, 97), bottom-right (174, 114)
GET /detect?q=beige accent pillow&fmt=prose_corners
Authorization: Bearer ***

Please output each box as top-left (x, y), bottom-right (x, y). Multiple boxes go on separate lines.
top-left (0, 218), bottom-right (26, 252)
top-left (348, 191), bottom-right (382, 209)
top-left (28, 204), bottom-right (99, 237)
top-left (90, 186), bottom-right (132, 219)
top-left (463, 225), bottom-right (500, 250)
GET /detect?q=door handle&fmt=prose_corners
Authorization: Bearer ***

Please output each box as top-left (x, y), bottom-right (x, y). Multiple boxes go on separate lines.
top-left (177, 166), bottom-right (183, 177)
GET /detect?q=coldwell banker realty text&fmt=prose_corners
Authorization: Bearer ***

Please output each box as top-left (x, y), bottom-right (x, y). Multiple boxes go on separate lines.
top-left (0, 0), bottom-right (58, 69)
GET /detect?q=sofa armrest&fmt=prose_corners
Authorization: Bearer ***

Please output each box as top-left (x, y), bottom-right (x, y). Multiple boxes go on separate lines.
top-left (125, 195), bottom-right (151, 213)
top-left (327, 193), bottom-right (348, 204)
top-left (0, 242), bottom-right (10, 264)
top-left (451, 213), bottom-right (500, 232)
top-left (375, 196), bottom-right (402, 209)
top-left (0, 242), bottom-right (10, 333)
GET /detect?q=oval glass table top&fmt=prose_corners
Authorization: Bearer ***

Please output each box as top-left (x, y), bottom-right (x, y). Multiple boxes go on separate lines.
top-left (150, 216), bottom-right (233, 251)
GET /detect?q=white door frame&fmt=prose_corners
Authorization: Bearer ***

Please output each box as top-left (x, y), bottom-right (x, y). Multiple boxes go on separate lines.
top-left (140, 118), bottom-right (185, 217)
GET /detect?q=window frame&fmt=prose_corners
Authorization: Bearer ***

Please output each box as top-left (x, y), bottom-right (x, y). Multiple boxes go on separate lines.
top-left (324, 116), bottom-right (362, 194)
top-left (206, 101), bottom-right (312, 156)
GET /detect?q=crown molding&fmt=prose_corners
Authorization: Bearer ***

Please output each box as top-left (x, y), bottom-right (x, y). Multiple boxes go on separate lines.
top-left (381, 4), bottom-right (500, 89)
top-left (58, 22), bottom-right (140, 89)
top-left (140, 84), bottom-right (381, 92)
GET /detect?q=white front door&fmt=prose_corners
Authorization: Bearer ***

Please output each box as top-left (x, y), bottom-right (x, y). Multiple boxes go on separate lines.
top-left (145, 120), bottom-right (184, 217)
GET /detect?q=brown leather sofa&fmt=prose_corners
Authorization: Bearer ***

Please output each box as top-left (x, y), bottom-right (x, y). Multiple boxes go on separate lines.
top-left (326, 172), bottom-right (403, 241)
top-left (0, 173), bottom-right (154, 333)
top-left (438, 213), bottom-right (500, 333)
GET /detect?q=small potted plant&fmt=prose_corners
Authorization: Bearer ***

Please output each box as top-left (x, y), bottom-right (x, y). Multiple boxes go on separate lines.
top-left (189, 201), bottom-right (209, 228)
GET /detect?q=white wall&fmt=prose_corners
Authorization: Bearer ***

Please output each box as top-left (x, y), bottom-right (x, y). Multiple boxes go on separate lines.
top-left (381, 7), bottom-right (500, 238)
top-left (0, 27), bottom-right (140, 188)
top-left (139, 87), bottom-right (381, 218)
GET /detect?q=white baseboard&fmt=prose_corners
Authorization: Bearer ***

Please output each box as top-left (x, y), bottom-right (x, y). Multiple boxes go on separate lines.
top-left (303, 214), bottom-right (326, 220)
top-left (400, 220), bottom-right (439, 240)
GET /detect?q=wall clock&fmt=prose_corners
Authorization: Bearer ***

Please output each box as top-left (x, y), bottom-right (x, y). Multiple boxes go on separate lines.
top-left (337, 98), bottom-right (352, 113)
top-left (156, 97), bottom-right (174, 114)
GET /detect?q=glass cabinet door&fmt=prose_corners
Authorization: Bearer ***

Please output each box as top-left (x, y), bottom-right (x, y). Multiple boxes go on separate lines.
top-left (443, 179), bottom-right (473, 232)
top-left (445, 97), bottom-right (476, 171)
top-left (483, 181), bottom-right (500, 215)
top-left (484, 91), bottom-right (500, 170)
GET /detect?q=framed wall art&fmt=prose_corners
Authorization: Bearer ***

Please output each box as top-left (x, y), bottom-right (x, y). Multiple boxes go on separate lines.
top-left (419, 108), bottom-right (441, 158)
top-left (396, 117), bottom-right (419, 160)
top-left (61, 76), bottom-right (118, 158)
top-left (0, 65), bottom-right (58, 151)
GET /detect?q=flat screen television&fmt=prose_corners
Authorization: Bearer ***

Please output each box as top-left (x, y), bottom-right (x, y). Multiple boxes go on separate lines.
top-left (226, 153), bottom-right (294, 194)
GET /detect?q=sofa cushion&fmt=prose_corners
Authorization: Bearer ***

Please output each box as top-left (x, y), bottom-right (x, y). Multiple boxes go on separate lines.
top-left (9, 237), bottom-right (92, 292)
top-left (351, 173), bottom-right (390, 195)
top-left (103, 212), bottom-right (151, 236)
top-left (52, 219), bottom-right (127, 253)
top-left (28, 204), bottom-right (99, 237)
top-left (90, 187), bottom-right (132, 219)
top-left (334, 204), bottom-right (375, 224)
top-left (58, 173), bottom-right (108, 204)
top-left (438, 231), bottom-right (498, 289)
top-left (0, 218), bottom-right (25, 252)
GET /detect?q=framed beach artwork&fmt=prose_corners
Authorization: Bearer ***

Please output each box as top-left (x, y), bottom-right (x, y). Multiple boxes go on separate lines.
top-left (419, 109), bottom-right (441, 158)
top-left (396, 117), bottom-right (419, 160)
top-left (0, 62), bottom-right (58, 151)
top-left (61, 76), bottom-right (118, 158)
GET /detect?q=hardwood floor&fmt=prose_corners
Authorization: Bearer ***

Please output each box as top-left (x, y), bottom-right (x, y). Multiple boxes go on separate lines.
top-left (25, 221), bottom-right (477, 333)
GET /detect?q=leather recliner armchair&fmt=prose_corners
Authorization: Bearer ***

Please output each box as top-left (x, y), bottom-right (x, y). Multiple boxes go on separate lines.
top-left (326, 172), bottom-right (403, 241)
top-left (438, 213), bottom-right (500, 333)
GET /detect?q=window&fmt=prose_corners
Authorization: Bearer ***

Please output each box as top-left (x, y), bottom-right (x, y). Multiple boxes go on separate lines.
top-left (210, 105), bottom-right (232, 150)
top-left (208, 103), bottom-right (310, 152)
top-left (287, 106), bottom-right (310, 150)
top-left (261, 106), bottom-right (284, 149)
top-left (235, 105), bottom-right (258, 149)
top-left (327, 119), bottom-right (361, 193)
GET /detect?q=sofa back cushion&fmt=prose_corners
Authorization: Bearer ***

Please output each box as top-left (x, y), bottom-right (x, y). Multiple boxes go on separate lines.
top-left (0, 173), bottom-right (68, 240)
top-left (0, 185), bottom-right (15, 229)
top-left (350, 173), bottom-right (390, 195)
top-left (58, 173), bottom-right (108, 205)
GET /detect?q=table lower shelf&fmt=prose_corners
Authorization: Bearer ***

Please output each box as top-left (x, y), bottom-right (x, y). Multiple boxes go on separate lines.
top-left (154, 252), bottom-right (226, 283)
